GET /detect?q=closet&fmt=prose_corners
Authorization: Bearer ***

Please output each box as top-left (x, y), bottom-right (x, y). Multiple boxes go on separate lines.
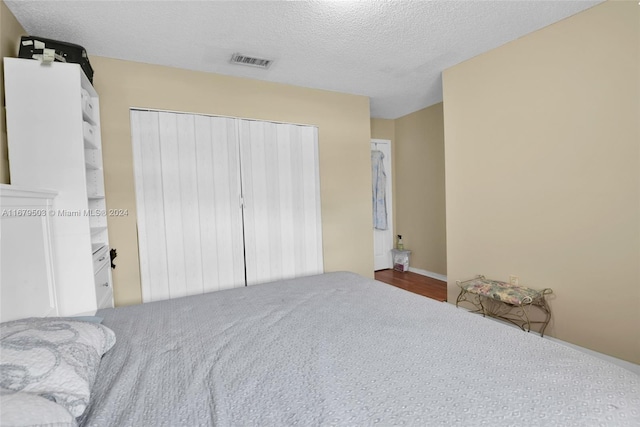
top-left (130, 110), bottom-right (323, 302)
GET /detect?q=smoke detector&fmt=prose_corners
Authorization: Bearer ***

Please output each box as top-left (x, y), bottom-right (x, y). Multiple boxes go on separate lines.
top-left (230, 53), bottom-right (273, 69)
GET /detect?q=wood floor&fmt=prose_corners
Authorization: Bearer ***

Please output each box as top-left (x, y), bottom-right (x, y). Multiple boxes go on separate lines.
top-left (375, 269), bottom-right (448, 302)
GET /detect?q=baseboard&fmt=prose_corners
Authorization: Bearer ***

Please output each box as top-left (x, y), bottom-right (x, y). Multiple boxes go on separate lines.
top-left (455, 306), bottom-right (640, 374)
top-left (408, 267), bottom-right (447, 282)
top-left (544, 336), bottom-right (640, 374)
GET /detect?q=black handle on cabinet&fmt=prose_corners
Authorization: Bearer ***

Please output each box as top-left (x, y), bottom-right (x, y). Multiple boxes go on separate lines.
top-left (110, 248), bottom-right (117, 269)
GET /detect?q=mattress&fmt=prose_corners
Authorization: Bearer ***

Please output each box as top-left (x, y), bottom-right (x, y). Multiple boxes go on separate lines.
top-left (80, 272), bottom-right (639, 426)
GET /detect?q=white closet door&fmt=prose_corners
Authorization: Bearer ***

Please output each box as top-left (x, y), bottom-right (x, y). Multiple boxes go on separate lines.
top-left (131, 110), bottom-right (245, 302)
top-left (239, 120), bottom-right (323, 285)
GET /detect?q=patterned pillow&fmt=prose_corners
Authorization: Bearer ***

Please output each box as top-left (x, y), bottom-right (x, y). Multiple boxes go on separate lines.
top-left (0, 317), bottom-right (116, 418)
top-left (0, 392), bottom-right (78, 427)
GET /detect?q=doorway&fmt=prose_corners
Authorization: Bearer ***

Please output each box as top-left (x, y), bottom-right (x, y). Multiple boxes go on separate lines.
top-left (371, 139), bottom-right (393, 271)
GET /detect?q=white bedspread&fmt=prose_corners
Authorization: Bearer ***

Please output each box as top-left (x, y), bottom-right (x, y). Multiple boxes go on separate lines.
top-left (81, 272), bottom-right (639, 426)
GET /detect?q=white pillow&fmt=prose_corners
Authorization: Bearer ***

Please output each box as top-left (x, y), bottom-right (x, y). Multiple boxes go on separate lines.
top-left (0, 317), bottom-right (115, 418)
top-left (0, 392), bottom-right (77, 427)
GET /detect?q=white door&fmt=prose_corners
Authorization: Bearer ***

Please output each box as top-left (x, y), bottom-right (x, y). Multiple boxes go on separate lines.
top-left (131, 110), bottom-right (246, 302)
top-left (131, 110), bottom-right (324, 301)
top-left (240, 120), bottom-right (324, 285)
top-left (371, 139), bottom-right (393, 270)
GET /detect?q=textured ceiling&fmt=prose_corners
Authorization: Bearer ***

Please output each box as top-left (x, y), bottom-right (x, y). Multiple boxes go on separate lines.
top-left (6, 0), bottom-right (602, 119)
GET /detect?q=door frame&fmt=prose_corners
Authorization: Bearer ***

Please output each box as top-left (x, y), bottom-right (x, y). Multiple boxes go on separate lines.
top-left (371, 139), bottom-right (393, 270)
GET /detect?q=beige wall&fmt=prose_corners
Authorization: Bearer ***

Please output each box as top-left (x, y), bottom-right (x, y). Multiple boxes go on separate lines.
top-left (90, 56), bottom-right (373, 306)
top-left (393, 104), bottom-right (447, 275)
top-left (0, 1), bottom-right (25, 183)
top-left (443, 1), bottom-right (639, 363)
top-left (370, 118), bottom-right (395, 142)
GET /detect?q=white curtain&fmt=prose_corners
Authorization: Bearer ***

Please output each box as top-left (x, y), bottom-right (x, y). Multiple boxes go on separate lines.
top-left (130, 110), bottom-right (323, 302)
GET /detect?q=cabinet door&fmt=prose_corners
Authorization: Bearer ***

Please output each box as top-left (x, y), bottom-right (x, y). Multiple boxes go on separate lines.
top-left (131, 110), bottom-right (245, 302)
top-left (94, 261), bottom-right (112, 310)
top-left (0, 187), bottom-right (58, 322)
top-left (239, 120), bottom-right (323, 285)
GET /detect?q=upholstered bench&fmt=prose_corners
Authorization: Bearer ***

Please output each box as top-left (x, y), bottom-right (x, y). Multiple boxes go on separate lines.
top-left (456, 275), bottom-right (553, 336)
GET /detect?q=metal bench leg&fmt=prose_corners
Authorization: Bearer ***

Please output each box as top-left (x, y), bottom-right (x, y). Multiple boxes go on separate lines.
top-left (455, 289), bottom-right (466, 308)
top-left (538, 299), bottom-right (552, 337)
top-left (521, 305), bottom-right (532, 333)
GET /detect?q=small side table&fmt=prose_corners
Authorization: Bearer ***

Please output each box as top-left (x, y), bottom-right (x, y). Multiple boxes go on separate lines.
top-left (391, 249), bottom-right (411, 272)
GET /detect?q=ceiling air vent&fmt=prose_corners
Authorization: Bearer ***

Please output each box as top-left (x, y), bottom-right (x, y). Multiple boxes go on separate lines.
top-left (230, 53), bottom-right (273, 69)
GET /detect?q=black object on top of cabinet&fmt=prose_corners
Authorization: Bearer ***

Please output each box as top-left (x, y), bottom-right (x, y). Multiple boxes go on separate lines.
top-left (18, 35), bottom-right (94, 83)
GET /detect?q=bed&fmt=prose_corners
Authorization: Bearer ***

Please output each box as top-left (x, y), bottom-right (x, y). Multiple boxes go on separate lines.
top-left (2, 272), bottom-right (639, 426)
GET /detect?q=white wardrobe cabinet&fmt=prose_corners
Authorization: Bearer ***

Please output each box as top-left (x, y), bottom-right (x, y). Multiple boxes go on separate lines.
top-left (131, 110), bottom-right (323, 303)
top-left (4, 58), bottom-right (113, 315)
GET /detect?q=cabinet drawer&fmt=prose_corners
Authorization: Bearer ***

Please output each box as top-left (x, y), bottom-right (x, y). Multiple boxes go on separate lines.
top-left (94, 262), bottom-right (112, 309)
top-left (83, 121), bottom-right (97, 149)
top-left (93, 245), bottom-right (109, 272)
top-left (81, 88), bottom-right (96, 123)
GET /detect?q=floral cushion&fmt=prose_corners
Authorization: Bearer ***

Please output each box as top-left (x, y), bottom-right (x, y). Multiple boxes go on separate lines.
top-left (459, 278), bottom-right (543, 305)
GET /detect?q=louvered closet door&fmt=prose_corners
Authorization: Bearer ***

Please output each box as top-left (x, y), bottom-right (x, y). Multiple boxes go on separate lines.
top-left (131, 110), bottom-right (245, 302)
top-left (239, 120), bottom-right (323, 285)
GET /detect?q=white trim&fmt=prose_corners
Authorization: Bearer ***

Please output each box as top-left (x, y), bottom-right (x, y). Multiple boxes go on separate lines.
top-left (409, 267), bottom-right (447, 282)
top-left (543, 336), bottom-right (640, 374)
top-left (371, 139), bottom-right (393, 271)
top-left (0, 184), bottom-right (58, 199)
top-left (130, 107), bottom-right (317, 129)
